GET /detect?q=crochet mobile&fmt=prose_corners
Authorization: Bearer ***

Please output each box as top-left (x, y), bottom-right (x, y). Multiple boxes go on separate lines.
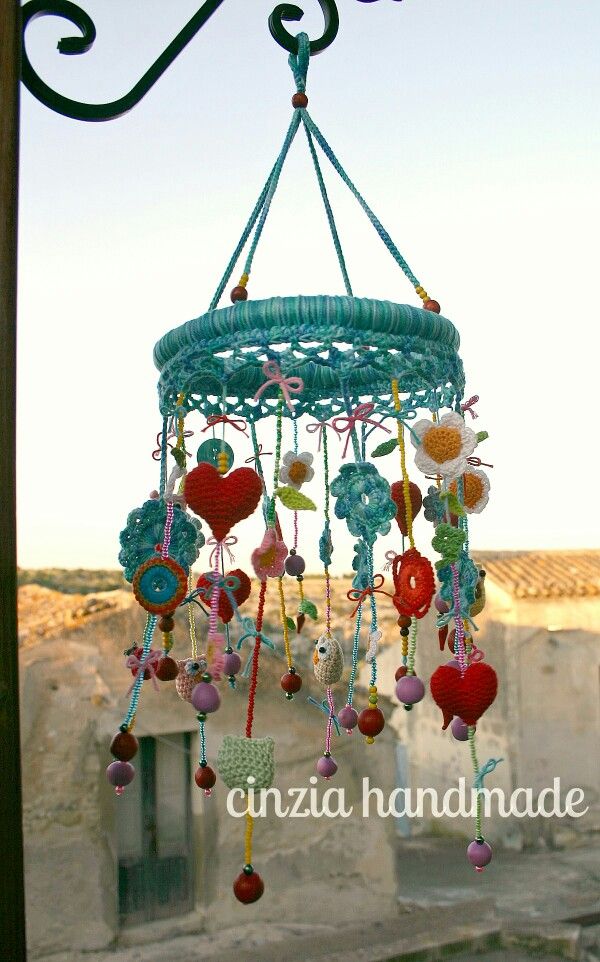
top-left (107, 32), bottom-right (498, 902)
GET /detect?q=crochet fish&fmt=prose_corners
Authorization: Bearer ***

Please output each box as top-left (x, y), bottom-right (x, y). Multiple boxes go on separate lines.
top-left (313, 634), bottom-right (344, 688)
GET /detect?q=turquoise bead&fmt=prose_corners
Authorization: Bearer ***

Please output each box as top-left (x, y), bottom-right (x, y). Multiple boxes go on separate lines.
top-left (196, 438), bottom-right (234, 470)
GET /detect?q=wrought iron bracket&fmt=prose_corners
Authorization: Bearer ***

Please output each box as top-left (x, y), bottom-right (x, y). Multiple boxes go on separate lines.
top-left (20, 1), bottom-right (402, 123)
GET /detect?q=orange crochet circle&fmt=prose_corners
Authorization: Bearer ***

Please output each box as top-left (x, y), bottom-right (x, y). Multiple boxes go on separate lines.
top-left (132, 556), bottom-right (188, 615)
top-left (288, 460), bottom-right (308, 485)
top-left (392, 548), bottom-right (435, 620)
top-left (450, 472), bottom-right (484, 509)
top-left (422, 426), bottom-right (462, 463)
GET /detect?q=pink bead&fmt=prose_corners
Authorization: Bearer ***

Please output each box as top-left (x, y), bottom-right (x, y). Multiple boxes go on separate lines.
top-left (337, 705), bottom-right (358, 730)
top-left (223, 652), bottom-right (242, 676)
top-left (395, 674), bottom-right (425, 705)
top-left (316, 755), bottom-right (337, 779)
top-left (451, 717), bottom-right (469, 741)
top-left (106, 760), bottom-right (135, 787)
top-left (435, 594), bottom-right (450, 613)
top-left (467, 839), bottom-right (493, 869)
top-left (191, 681), bottom-right (221, 713)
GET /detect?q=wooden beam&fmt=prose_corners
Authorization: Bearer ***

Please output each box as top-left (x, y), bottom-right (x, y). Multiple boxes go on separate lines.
top-left (0, 1), bottom-right (26, 958)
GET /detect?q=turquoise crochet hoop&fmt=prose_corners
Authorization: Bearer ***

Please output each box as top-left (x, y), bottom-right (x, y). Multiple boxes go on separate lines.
top-left (154, 295), bottom-right (465, 421)
top-left (111, 31), bottom-right (499, 905)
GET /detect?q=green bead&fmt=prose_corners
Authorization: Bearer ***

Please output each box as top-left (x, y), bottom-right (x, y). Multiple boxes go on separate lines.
top-left (196, 438), bottom-right (234, 470)
top-left (196, 712), bottom-right (207, 722)
top-left (368, 695), bottom-right (378, 705)
top-left (285, 692), bottom-right (294, 700)
top-left (202, 672), bottom-right (211, 683)
top-left (243, 863), bottom-right (254, 875)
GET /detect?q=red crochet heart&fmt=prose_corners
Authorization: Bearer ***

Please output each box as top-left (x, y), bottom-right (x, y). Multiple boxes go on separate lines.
top-left (184, 464), bottom-right (263, 542)
top-left (429, 662), bottom-right (498, 730)
top-left (390, 481), bottom-right (422, 537)
top-left (196, 568), bottom-right (252, 624)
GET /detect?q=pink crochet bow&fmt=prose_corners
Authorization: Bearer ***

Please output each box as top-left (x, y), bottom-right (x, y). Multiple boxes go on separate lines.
top-left (332, 403), bottom-right (391, 458)
top-left (126, 649), bottom-right (162, 693)
top-left (253, 360), bottom-right (304, 412)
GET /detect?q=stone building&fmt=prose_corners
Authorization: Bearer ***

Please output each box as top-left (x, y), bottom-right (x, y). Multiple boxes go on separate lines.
top-left (19, 551), bottom-right (600, 957)
top-left (19, 581), bottom-right (400, 958)
top-left (373, 550), bottom-right (600, 847)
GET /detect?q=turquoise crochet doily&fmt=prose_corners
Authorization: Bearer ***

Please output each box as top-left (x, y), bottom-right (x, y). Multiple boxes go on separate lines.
top-left (153, 295), bottom-right (464, 421)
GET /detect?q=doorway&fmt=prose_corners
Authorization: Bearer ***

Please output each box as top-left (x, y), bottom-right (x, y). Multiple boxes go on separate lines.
top-left (116, 732), bottom-right (194, 925)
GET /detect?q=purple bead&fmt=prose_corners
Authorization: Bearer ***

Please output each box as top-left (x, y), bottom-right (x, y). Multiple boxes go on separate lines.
top-left (285, 553), bottom-right (306, 577)
top-left (191, 681), bottom-right (221, 713)
top-left (395, 674), bottom-right (425, 705)
top-left (223, 652), bottom-right (242, 676)
top-left (467, 839), bottom-right (493, 869)
top-left (106, 760), bottom-right (135, 787)
top-left (316, 755), bottom-right (338, 778)
top-left (451, 717), bottom-right (469, 741)
top-left (435, 594), bottom-right (450, 613)
top-left (337, 705), bottom-right (358, 731)
top-left (446, 658), bottom-right (461, 670)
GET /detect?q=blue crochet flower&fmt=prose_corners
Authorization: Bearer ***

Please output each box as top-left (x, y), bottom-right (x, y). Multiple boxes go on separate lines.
top-left (118, 499), bottom-right (204, 583)
top-left (436, 554), bottom-right (479, 625)
top-left (351, 540), bottom-right (370, 591)
top-left (319, 521), bottom-right (333, 567)
top-left (330, 462), bottom-right (396, 546)
top-left (423, 485), bottom-right (445, 525)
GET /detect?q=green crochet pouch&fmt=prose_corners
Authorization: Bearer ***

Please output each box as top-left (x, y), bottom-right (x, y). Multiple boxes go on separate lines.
top-left (216, 735), bottom-right (275, 791)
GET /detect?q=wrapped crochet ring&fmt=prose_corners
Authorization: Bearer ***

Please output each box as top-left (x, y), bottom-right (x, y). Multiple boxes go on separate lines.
top-left (392, 548), bottom-right (435, 619)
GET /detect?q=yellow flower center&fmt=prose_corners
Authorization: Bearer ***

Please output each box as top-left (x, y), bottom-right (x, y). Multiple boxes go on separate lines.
top-left (259, 545), bottom-right (277, 567)
top-left (288, 460), bottom-right (308, 485)
top-left (450, 472), bottom-right (484, 509)
top-left (422, 426), bottom-right (463, 464)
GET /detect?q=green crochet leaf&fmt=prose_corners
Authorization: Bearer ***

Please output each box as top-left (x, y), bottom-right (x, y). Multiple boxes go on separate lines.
top-left (275, 486), bottom-right (317, 511)
top-left (299, 599), bottom-right (318, 620)
top-left (372, 438), bottom-right (398, 458)
top-left (476, 430), bottom-right (489, 444)
top-left (440, 490), bottom-right (465, 517)
top-left (286, 616), bottom-right (296, 632)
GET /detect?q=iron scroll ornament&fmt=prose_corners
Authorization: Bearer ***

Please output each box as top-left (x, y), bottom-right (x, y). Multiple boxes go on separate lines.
top-left (19, 0), bottom-right (395, 123)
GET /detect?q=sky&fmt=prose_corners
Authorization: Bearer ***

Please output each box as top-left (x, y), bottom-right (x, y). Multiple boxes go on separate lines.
top-left (17, 0), bottom-right (600, 573)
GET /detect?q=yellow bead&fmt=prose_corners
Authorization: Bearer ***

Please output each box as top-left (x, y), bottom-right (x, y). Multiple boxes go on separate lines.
top-left (369, 685), bottom-right (377, 694)
top-left (366, 736), bottom-right (375, 745)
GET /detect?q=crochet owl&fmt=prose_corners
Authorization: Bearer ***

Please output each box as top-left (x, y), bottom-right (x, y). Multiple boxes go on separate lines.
top-left (313, 634), bottom-right (344, 688)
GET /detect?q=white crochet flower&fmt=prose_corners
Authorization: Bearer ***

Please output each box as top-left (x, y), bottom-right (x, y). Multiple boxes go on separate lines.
top-left (449, 469), bottom-right (490, 514)
top-left (279, 450), bottom-right (314, 489)
top-left (411, 412), bottom-right (477, 481)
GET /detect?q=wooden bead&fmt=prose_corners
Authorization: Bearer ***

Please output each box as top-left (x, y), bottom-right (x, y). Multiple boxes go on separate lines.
top-left (357, 706), bottom-right (385, 738)
top-left (158, 615), bottom-right (174, 632)
top-left (155, 656), bottom-right (179, 681)
top-left (397, 615), bottom-right (412, 629)
top-left (110, 730), bottom-right (138, 762)
top-left (194, 765), bottom-right (216, 790)
top-left (423, 299), bottom-right (441, 314)
top-left (395, 665), bottom-right (408, 682)
top-left (281, 671), bottom-right (302, 694)
top-left (292, 92), bottom-right (308, 108)
top-left (230, 285), bottom-right (248, 303)
top-left (233, 869), bottom-right (264, 904)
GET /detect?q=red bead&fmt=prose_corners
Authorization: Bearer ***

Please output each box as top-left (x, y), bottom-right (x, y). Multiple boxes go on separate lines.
top-left (423, 299), bottom-right (441, 313)
top-left (230, 285), bottom-right (248, 303)
top-left (155, 656), bottom-right (179, 681)
top-left (233, 869), bottom-right (264, 904)
top-left (357, 707), bottom-right (385, 738)
top-left (110, 730), bottom-right (138, 762)
top-left (158, 615), bottom-right (175, 632)
top-left (280, 671), bottom-right (302, 694)
top-left (292, 92), bottom-right (308, 108)
top-left (395, 666), bottom-right (408, 682)
top-left (397, 615), bottom-right (412, 629)
top-left (194, 765), bottom-right (216, 790)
